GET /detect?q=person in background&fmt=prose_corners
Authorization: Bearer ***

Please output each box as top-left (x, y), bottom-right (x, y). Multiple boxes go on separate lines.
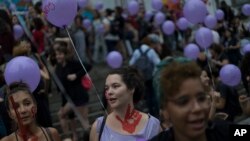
top-left (150, 60), bottom-right (229, 141)
top-left (55, 44), bottom-right (91, 141)
top-left (90, 67), bottom-right (161, 141)
top-left (1, 82), bottom-right (61, 141)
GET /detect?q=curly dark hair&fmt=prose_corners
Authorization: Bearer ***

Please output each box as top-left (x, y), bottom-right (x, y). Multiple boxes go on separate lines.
top-left (107, 66), bottom-right (145, 104)
top-left (160, 61), bottom-right (202, 104)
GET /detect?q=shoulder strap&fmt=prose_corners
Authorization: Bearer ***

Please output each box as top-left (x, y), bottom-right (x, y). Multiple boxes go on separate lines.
top-left (138, 48), bottom-right (151, 56)
top-left (98, 115), bottom-right (107, 141)
top-left (44, 128), bottom-right (54, 141)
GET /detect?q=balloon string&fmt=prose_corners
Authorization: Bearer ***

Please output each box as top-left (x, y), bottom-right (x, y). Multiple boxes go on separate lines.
top-left (64, 27), bottom-right (108, 116)
top-left (205, 48), bottom-right (216, 90)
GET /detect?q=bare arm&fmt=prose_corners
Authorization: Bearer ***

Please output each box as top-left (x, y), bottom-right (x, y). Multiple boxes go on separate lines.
top-left (49, 127), bottom-right (61, 141)
top-left (90, 121), bottom-right (99, 141)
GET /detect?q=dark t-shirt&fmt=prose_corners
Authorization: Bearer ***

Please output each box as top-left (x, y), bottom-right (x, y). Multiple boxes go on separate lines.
top-left (149, 120), bottom-right (230, 141)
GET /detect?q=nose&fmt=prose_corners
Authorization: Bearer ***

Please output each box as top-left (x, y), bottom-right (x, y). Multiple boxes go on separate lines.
top-left (191, 100), bottom-right (202, 113)
top-left (18, 105), bottom-right (27, 114)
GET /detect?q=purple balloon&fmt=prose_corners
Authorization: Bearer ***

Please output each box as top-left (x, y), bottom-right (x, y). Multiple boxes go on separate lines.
top-left (9, 3), bottom-right (16, 11)
top-left (95, 2), bottom-right (103, 10)
top-left (4, 56), bottom-right (41, 92)
top-left (183, 0), bottom-right (207, 24)
top-left (220, 64), bottom-right (241, 87)
top-left (162, 20), bottom-right (175, 35)
top-left (204, 15), bottom-right (217, 29)
top-left (128, 0), bottom-right (139, 16)
top-left (106, 51), bottom-right (123, 68)
top-left (154, 12), bottom-right (165, 25)
top-left (195, 27), bottom-right (213, 49)
top-left (243, 44), bottom-right (250, 55)
top-left (152, 0), bottom-right (163, 11)
top-left (215, 9), bottom-right (224, 20)
top-left (144, 11), bottom-right (153, 21)
top-left (177, 17), bottom-right (189, 30)
top-left (78, 0), bottom-right (88, 8)
top-left (13, 24), bottom-right (24, 40)
top-left (83, 19), bottom-right (91, 29)
top-left (242, 4), bottom-right (250, 16)
top-left (42, 0), bottom-right (77, 28)
top-left (184, 43), bottom-right (200, 60)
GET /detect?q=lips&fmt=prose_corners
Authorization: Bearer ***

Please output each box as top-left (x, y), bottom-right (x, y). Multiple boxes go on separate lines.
top-left (188, 119), bottom-right (205, 130)
top-left (108, 98), bottom-right (117, 104)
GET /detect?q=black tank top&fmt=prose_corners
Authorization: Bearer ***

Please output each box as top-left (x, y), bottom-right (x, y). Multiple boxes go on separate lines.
top-left (15, 127), bottom-right (54, 141)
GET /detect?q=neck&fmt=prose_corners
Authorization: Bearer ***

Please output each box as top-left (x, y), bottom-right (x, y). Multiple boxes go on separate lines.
top-left (113, 102), bottom-right (135, 119)
top-left (18, 122), bottom-right (39, 137)
top-left (174, 129), bottom-right (207, 141)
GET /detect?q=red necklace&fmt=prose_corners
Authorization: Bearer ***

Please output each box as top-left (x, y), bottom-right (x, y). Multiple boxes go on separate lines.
top-left (115, 104), bottom-right (142, 133)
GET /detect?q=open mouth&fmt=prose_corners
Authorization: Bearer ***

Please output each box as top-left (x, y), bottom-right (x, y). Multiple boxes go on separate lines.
top-left (188, 119), bottom-right (205, 130)
top-left (109, 98), bottom-right (117, 103)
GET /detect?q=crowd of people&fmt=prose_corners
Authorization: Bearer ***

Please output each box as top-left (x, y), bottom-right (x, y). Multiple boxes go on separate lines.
top-left (0, 0), bottom-right (250, 141)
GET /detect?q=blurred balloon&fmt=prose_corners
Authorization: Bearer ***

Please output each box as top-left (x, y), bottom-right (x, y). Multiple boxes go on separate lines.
top-left (42, 0), bottom-right (77, 27)
top-left (177, 17), bottom-right (189, 30)
top-left (162, 20), bottom-right (175, 35)
top-left (95, 1), bottom-right (103, 10)
top-left (78, 0), bottom-right (88, 8)
top-left (154, 12), bottom-right (165, 25)
top-left (195, 27), bottom-right (213, 49)
top-left (106, 51), bottom-right (123, 68)
top-left (152, 0), bottom-right (163, 11)
top-left (13, 24), bottom-right (24, 40)
top-left (215, 9), bottom-right (224, 20)
top-left (128, 0), bottom-right (139, 16)
top-left (220, 64), bottom-right (241, 87)
top-left (144, 11), bottom-right (153, 21)
top-left (9, 3), bottom-right (16, 11)
top-left (83, 19), bottom-right (91, 29)
top-left (204, 15), bottom-right (217, 29)
top-left (184, 43), bottom-right (200, 60)
top-left (4, 56), bottom-right (41, 92)
top-left (242, 4), bottom-right (250, 16)
top-left (243, 44), bottom-right (250, 55)
top-left (183, 0), bottom-right (207, 24)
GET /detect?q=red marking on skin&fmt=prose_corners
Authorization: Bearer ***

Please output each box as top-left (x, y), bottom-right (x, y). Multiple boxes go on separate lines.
top-left (31, 106), bottom-right (36, 119)
top-left (105, 91), bottom-right (110, 100)
top-left (115, 104), bottom-right (142, 133)
top-left (10, 96), bottom-right (38, 141)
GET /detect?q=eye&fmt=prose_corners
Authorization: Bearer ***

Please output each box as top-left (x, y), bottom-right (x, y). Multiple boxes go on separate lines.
top-left (112, 84), bottom-right (120, 89)
top-left (24, 101), bottom-right (31, 106)
top-left (197, 93), bottom-right (208, 103)
top-left (174, 96), bottom-right (190, 106)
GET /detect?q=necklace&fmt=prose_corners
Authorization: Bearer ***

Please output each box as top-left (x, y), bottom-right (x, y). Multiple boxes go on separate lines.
top-left (115, 104), bottom-right (142, 133)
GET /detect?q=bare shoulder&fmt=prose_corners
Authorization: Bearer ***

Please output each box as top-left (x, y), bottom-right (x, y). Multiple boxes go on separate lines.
top-left (47, 127), bottom-right (61, 141)
top-left (1, 133), bottom-right (16, 141)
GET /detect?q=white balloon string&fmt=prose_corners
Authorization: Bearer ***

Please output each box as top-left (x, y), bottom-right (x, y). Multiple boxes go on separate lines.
top-left (205, 48), bottom-right (216, 90)
top-left (64, 27), bottom-right (108, 115)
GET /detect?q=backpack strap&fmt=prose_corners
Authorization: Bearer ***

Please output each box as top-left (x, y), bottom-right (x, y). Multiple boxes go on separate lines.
top-left (138, 48), bottom-right (151, 56)
top-left (98, 115), bottom-right (107, 141)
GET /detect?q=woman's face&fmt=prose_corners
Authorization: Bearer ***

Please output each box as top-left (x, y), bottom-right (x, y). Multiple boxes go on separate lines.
top-left (200, 71), bottom-right (210, 86)
top-left (55, 51), bottom-right (66, 64)
top-left (165, 78), bottom-right (210, 139)
top-left (105, 74), bottom-right (134, 109)
top-left (8, 91), bottom-right (37, 126)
